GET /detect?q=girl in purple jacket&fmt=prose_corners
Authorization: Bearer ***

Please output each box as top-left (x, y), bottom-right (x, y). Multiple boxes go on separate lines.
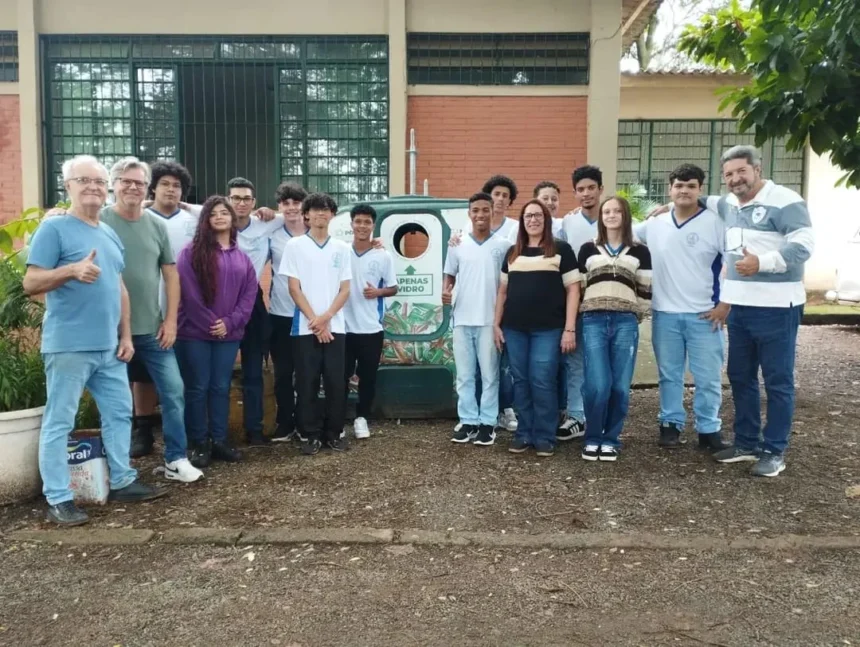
top-left (175, 196), bottom-right (258, 468)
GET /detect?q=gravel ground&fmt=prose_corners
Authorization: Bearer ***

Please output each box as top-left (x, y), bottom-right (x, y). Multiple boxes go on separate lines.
top-left (1, 326), bottom-right (859, 645)
top-left (0, 542), bottom-right (858, 646)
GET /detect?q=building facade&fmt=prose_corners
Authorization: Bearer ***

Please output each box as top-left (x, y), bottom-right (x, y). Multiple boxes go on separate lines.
top-left (0, 0), bottom-right (658, 217)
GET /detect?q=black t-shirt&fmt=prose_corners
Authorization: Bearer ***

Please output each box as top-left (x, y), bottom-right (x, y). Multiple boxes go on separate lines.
top-left (501, 241), bottom-right (580, 331)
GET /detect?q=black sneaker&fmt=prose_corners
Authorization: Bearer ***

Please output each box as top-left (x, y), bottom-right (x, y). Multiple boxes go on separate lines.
top-left (190, 440), bottom-right (212, 469)
top-left (581, 443), bottom-right (600, 461)
top-left (658, 423), bottom-right (682, 448)
top-left (211, 442), bottom-right (243, 463)
top-left (598, 445), bottom-right (619, 462)
top-left (508, 438), bottom-right (530, 454)
top-left (326, 438), bottom-right (350, 452)
top-left (246, 432), bottom-right (271, 447)
top-left (473, 425), bottom-right (496, 446)
top-left (451, 424), bottom-right (477, 444)
top-left (271, 426), bottom-right (295, 443)
top-left (108, 480), bottom-right (168, 503)
top-left (713, 446), bottom-right (759, 463)
top-left (46, 501), bottom-right (89, 526)
top-left (556, 418), bottom-right (585, 441)
top-left (130, 416), bottom-right (155, 458)
top-left (698, 432), bottom-right (730, 453)
top-left (534, 442), bottom-right (555, 457)
top-left (301, 438), bottom-right (322, 455)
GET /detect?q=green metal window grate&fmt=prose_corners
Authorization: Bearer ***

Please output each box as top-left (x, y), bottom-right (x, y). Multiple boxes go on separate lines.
top-left (617, 119), bottom-right (806, 201)
top-left (407, 33), bottom-right (589, 85)
top-left (42, 35), bottom-right (388, 206)
top-left (0, 31), bottom-right (18, 82)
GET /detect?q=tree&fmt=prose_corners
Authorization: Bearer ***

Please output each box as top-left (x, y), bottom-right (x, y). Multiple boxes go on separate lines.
top-left (679, 0), bottom-right (860, 188)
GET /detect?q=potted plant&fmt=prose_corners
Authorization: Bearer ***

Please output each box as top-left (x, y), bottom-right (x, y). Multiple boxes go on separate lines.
top-left (0, 208), bottom-right (48, 504)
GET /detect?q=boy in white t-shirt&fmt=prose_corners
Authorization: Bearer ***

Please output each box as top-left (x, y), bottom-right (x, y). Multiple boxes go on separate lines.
top-left (280, 193), bottom-right (352, 456)
top-left (269, 182), bottom-right (309, 443)
top-left (343, 204), bottom-right (398, 439)
top-left (634, 163), bottom-right (729, 454)
top-left (443, 192), bottom-right (513, 447)
top-left (533, 180), bottom-right (565, 238)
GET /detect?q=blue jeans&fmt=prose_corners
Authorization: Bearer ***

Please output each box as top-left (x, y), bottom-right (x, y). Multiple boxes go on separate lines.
top-left (582, 311), bottom-right (640, 448)
top-left (453, 325), bottom-right (499, 426)
top-left (40, 351), bottom-right (137, 506)
top-left (564, 319), bottom-right (585, 422)
top-left (504, 327), bottom-right (562, 448)
top-left (652, 311), bottom-right (724, 434)
top-left (132, 333), bottom-right (187, 462)
top-left (240, 288), bottom-right (269, 434)
top-left (727, 305), bottom-right (802, 455)
top-left (474, 348), bottom-right (515, 414)
top-left (175, 340), bottom-right (240, 445)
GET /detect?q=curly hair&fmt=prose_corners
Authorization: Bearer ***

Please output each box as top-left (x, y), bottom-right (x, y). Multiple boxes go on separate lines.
top-left (149, 161), bottom-right (193, 199)
top-left (481, 175), bottom-right (518, 204)
top-left (190, 196), bottom-right (238, 306)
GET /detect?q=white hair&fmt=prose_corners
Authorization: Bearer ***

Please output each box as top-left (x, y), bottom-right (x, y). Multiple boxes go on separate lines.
top-left (110, 156), bottom-right (152, 185)
top-left (62, 155), bottom-right (107, 182)
top-left (721, 145), bottom-right (762, 168)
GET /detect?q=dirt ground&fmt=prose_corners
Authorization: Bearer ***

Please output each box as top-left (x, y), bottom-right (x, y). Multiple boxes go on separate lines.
top-left (1, 325), bottom-right (859, 645)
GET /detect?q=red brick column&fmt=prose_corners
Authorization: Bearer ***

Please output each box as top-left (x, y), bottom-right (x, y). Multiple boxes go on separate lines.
top-left (0, 95), bottom-right (23, 224)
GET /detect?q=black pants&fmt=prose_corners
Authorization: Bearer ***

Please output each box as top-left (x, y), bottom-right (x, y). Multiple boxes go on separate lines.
top-left (239, 287), bottom-right (270, 434)
top-left (345, 331), bottom-right (385, 420)
top-left (293, 333), bottom-right (346, 443)
top-left (270, 314), bottom-right (300, 434)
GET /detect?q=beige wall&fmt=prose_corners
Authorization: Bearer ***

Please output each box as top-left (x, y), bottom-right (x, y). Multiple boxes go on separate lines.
top-left (35, 0), bottom-right (390, 34)
top-left (620, 75), bottom-right (735, 120)
top-left (587, 0), bottom-right (622, 192)
top-left (0, 0), bottom-right (17, 29)
top-left (407, 0), bottom-right (590, 32)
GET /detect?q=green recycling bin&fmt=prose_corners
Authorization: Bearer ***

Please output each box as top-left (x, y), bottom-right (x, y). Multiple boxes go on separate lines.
top-left (332, 195), bottom-right (470, 419)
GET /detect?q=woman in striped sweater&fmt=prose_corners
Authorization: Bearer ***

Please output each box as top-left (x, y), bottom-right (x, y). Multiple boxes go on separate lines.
top-left (577, 196), bottom-right (652, 462)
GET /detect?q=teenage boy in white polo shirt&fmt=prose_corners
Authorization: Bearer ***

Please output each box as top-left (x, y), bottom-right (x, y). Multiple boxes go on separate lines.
top-left (344, 204), bottom-right (398, 439)
top-left (280, 192), bottom-right (352, 456)
top-left (634, 163), bottom-right (730, 453)
top-left (556, 165), bottom-right (602, 442)
top-left (443, 192), bottom-right (513, 447)
top-left (269, 181), bottom-right (309, 443)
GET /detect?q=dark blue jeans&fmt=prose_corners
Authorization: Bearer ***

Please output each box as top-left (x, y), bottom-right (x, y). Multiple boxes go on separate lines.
top-left (240, 288), bottom-right (270, 434)
top-left (726, 305), bottom-right (802, 455)
top-left (474, 348), bottom-right (515, 414)
top-left (504, 327), bottom-right (562, 448)
top-left (582, 311), bottom-right (640, 448)
top-left (175, 339), bottom-right (241, 444)
top-left (132, 333), bottom-right (187, 462)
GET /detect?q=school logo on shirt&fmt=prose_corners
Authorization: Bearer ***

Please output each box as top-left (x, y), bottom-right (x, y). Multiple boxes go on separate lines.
top-left (333, 252), bottom-right (343, 269)
top-left (491, 247), bottom-right (505, 263)
top-left (686, 233), bottom-right (699, 247)
top-left (751, 206), bottom-right (767, 224)
top-left (368, 260), bottom-right (381, 276)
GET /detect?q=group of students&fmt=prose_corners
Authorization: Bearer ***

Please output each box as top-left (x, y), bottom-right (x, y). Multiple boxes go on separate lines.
top-left (444, 146), bottom-right (813, 479)
top-left (24, 154), bottom-right (397, 526)
top-left (26, 142), bottom-right (812, 526)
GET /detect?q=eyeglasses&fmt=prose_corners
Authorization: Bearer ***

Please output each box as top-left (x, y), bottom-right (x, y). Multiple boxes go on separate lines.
top-left (118, 178), bottom-right (147, 189)
top-left (229, 195), bottom-right (255, 205)
top-left (523, 213), bottom-right (544, 221)
top-left (71, 177), bottom-right (108, 187)
top-left (725, 227), bottom-right (744, 254)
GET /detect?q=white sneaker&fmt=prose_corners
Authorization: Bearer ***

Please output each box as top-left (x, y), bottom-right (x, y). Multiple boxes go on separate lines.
top-left (164, 458), bottom-right (204, 483)
top-left (497, 408), bottom-right (518, 432)
top-left (353, 417), bottom-right (370, 439)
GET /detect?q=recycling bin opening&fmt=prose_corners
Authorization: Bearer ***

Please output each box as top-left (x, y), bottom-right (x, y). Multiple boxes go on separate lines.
top-left (393, 222), bottom-right (430, 259)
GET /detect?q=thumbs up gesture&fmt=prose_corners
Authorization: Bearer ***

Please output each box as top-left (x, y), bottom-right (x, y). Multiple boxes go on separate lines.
top-left (734, 247), bottom-right (760, 277)
top-left (73, 249), bottom-right (101, 284)
top-left (362, 281), bottom-right (379, 300)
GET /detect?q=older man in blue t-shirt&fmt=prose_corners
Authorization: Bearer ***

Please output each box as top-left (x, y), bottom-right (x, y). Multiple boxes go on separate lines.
top-left (24, 155), bottom-right (166, 526)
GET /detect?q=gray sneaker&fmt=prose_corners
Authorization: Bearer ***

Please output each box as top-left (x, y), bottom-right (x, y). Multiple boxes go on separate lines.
top-left (713, 446), bottom-right (759, 463)
top-left (750, 452), bottom-right (786, 477)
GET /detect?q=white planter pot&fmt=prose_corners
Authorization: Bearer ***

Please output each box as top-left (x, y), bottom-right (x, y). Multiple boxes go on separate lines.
top-left (0, 406), bottom-right (44, 505)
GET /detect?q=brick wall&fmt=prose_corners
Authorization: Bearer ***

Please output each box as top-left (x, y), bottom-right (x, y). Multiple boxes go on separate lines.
top-left (406, 96), bottom-right (588, 214)
top-left (0, 95), bottom-right (22, 224)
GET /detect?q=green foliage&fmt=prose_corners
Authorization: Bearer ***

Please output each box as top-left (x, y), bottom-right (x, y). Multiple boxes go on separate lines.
top-left (75, 390), bottom-right (101, 430)
top-left (0, 209), bottom-right (47, 413)
top-left (679, 0), bottom-right (860, 187)
top-left (616, 185), bottom-right (661, 223)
